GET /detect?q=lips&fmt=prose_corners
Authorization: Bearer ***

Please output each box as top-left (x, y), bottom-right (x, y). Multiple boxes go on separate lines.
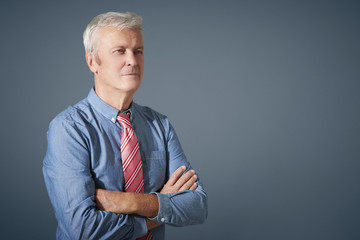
top-left (122, 67), bottom-right (140, 76)
top-left (122, 72), bottom-right (139, 76)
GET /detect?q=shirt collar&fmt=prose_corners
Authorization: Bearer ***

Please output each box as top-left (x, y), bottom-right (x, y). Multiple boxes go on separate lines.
top-left (87, 88), bottom-right (135, 123)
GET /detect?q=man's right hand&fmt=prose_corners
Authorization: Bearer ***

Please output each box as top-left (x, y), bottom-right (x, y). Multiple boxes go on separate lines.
top-left (160, 166), bottom-right (198, 194)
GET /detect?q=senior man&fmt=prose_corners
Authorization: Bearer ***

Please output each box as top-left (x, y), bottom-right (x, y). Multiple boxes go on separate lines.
top-left (43, 12), bottom-right (207, 240)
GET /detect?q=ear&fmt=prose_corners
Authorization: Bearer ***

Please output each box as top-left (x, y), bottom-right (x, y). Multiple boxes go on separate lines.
top-left (85, 53), bottom-right (98, 74)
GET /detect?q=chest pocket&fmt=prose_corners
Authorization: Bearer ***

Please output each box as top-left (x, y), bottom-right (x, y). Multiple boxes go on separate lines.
top-left (142, 150), bottom-right (166, 192)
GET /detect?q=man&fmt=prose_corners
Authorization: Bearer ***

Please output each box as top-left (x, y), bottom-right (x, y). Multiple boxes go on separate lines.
top-left (43, 12), bottom-right (207, 240)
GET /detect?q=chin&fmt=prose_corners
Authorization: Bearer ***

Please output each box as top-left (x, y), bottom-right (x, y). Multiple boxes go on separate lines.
top-left (116, 75), bottom-right (141, 88)
top-left (118, 83), bottom-right (141, 93)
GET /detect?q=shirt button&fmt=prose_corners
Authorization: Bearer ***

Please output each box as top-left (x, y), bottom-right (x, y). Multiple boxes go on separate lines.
top-left (111, 117), bottom-right (115, 122)
top-left (161, 217), bottom-right (165, 222)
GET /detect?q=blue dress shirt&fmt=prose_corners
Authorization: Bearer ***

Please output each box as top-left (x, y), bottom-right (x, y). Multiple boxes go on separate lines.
top-left (43, 89), bottom-right (207, 240)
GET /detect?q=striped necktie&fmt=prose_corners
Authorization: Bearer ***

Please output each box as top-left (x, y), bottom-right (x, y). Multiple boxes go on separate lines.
top-left (117, 112), bottom-right (153, 240)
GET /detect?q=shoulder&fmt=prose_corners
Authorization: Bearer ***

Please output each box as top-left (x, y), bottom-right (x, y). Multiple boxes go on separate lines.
top-left (132, 102), bottom-right (169, 124)
top-left (132, 102), bottom-right (172, 131)
top-left (48, 98), bottom-right (91, 132)
top-left (44, 99), bottom-right (92, 166)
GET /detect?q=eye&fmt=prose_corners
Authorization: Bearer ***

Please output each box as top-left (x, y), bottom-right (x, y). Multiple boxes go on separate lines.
top-left (135, 49), bottom-right (143, 55)
top-left (115, 49), bottom-right (125, 54)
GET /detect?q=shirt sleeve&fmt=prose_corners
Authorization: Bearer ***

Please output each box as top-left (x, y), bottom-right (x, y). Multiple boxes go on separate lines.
top-left (42, 116), bottom-right (147, 240)
top-left (149, 119), bottom-right (208, 226)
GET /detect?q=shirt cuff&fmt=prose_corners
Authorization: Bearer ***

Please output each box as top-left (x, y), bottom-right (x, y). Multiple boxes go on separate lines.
top-left (132, 215), bottom-right (148, 238)
top-left (148, 192), bottom-right (173, 224)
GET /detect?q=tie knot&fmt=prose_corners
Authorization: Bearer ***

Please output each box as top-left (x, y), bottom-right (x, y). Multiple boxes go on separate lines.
top-left (117, 112), bottom-right (132, 128)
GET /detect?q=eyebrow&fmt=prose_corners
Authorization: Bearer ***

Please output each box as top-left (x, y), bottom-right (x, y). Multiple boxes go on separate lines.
top-left (113, 46), bottom-right (144, 49)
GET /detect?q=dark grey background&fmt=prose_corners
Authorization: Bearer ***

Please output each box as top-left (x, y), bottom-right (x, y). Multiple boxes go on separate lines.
top-left (1, 0), bottom-right (359, 239)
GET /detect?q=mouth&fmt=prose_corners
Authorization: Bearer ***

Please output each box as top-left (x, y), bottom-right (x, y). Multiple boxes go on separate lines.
top-left (123, 73), bottom-right (139, 76)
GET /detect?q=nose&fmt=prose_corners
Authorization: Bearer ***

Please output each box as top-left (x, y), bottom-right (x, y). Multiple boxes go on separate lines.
top-left (126, 52), bottom-right (138, 66)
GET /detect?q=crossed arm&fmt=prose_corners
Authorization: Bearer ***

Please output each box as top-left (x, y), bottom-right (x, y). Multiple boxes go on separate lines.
top-left (95, 166), bottom-right (198, 230)
top-left (44, 117), bottom-right (207, 239)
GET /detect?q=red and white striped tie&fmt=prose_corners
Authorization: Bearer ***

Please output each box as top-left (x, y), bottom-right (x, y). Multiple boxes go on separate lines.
top-left (117, 112), bottom-right (153, 240)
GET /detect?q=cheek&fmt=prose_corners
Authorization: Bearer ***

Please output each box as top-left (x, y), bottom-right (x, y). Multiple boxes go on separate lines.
top-left (105, 57), bottom-right (126, 69)
top-left (139, 60), bottom-right (145, 71)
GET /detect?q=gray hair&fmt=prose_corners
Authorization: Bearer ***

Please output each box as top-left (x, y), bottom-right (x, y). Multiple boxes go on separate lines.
top-left (83, 12), bottom-right (143, 54)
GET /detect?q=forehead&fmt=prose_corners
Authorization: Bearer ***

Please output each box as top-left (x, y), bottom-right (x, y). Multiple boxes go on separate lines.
top-left (96, 27), bottom-right (143, 48)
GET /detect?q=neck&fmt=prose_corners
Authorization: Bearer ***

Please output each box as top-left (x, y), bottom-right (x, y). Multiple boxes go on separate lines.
top-left (94, 85), bottom-right (134, 111)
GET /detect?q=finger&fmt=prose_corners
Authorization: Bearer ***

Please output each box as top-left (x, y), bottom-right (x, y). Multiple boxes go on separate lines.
top-left (189, 182), bottom-right (198, 191)
top-left (166, 166), bottom-right (187, 186)
top-left (173, 169), bottom-right (196, 189)
top-left (179, 174), bottom-right (198, 192)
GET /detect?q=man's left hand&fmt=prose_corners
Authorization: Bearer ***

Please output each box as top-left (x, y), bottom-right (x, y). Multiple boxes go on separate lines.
top-left (95, 166), bottom-right (198, 215)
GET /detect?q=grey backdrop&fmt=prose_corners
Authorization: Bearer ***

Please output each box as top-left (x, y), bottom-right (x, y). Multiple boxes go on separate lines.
top-left (1, 0), bottom-right (359, 239)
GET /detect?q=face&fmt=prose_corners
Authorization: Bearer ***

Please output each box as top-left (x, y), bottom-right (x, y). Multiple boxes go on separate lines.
top-left (87, 27), bottom-right (144, 96)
